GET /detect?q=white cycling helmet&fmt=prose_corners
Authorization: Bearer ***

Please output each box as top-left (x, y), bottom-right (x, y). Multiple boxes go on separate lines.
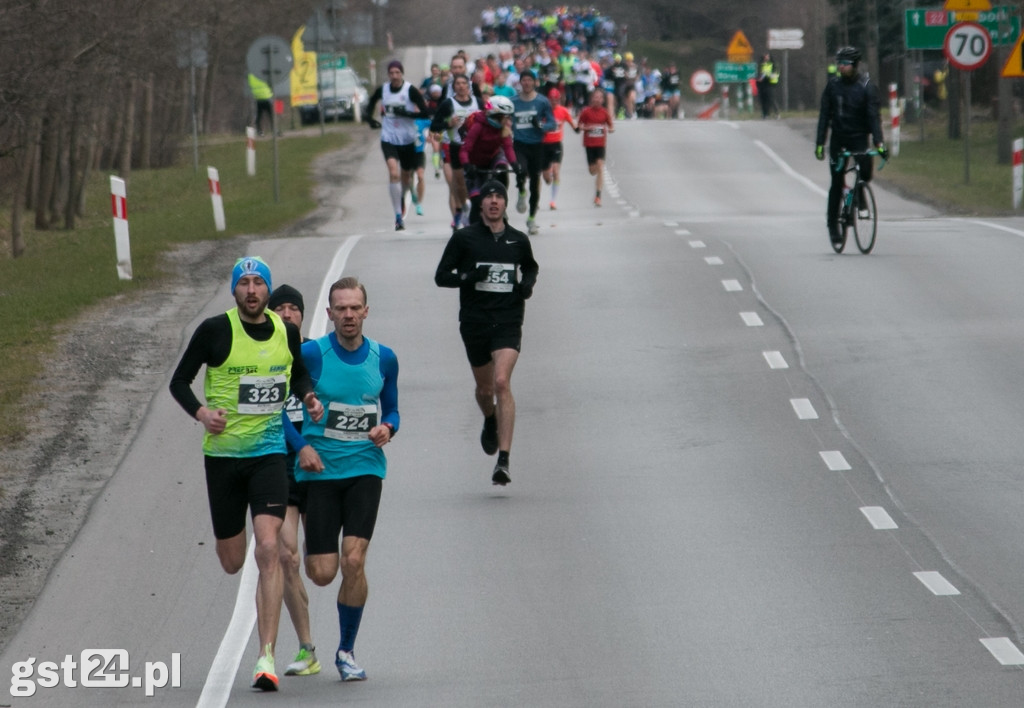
top-left (486, 95), bottom-right (515, 116)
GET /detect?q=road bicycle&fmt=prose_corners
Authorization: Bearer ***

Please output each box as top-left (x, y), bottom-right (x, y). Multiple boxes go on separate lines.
top-left (832, 148), bottom-right (886, 254)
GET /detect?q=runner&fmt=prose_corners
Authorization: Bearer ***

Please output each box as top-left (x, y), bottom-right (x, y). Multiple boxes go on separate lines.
top-left (540, 88), bottom-right (577, 210)
top-left (287, 276), bottom-right (400, 683)
top-left (365, 60), bottom-right (430, 231)
top-left (511, 70), bottom-right (556, 235)
top-left (576, 87), bottom-right (614, 206)
top-left (268, 285), bottom-right (321, 678)
top-left (169, 257), bottom-right (324, 692)
top-left (430, 73), bottom-right (480, 231)
top-left (434, 181), bottom-right (539, 486)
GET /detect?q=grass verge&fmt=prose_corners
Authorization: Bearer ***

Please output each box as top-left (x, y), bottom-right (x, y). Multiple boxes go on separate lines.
top-left (0, 130), bottom-right (351, 444)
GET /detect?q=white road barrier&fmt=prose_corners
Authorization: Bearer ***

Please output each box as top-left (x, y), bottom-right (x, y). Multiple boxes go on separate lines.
top-left (207, 166), bottom-right (226, 231)
top-left (110, 176), bottom-right (132, 280)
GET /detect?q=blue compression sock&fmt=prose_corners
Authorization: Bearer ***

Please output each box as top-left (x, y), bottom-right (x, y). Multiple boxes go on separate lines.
top-left (337, 603), bottom-right (364, 653)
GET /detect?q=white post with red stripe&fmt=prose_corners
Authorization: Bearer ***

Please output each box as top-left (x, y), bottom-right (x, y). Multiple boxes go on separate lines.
top-left (1013, 138), bottom-right (1023, 209)
top-left (109, 176), bottom-right (132, 280)
top-left (246, 127), bottom-right (257, 177)
top-left (889, 83), bottom-right (901, 157)
top-left (207, 166), bottom-right (226, 231)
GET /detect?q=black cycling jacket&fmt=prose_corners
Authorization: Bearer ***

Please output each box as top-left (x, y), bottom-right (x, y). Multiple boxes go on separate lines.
top-left (815, 72), bottom-right (884, 148)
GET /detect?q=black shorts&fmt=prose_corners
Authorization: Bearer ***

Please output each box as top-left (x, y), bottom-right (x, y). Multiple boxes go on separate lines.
top-left (204, 454), bottom-right (288, 540)
top-left (303, 476), bottom-right (383, 555)
top-left (585, 146), bottom-right (606, 165)
top-left (514, 141), bottom-right (545, 176)
top-left (285, 453), bottom-right (308, 512)
top-left (459, 321), bottom-right (523, 368)
top-left (541, 142), bottom-right (563, 171)
top-left (381, 141), bottom-right (419, 172)
top-left (414, 152), bottom-right (426, 169)
top-left (449, 143), bottom-right (464, 170)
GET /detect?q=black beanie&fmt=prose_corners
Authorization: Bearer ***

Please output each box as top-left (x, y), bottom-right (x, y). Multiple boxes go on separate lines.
top-left (269, 284), bottom-right (304, 316)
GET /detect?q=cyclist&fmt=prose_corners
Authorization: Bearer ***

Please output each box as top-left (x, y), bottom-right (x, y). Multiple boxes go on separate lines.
top-left (365, 60), bottom-right (430, 232)
top-left (815, 46), bottom-right (887, 248)
top-left (461, 95), bottom-right (520, 225)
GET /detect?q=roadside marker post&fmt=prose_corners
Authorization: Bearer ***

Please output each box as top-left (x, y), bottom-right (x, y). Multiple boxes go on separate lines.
top-left (208, 166), bottom-right (226, 231)
top-left (889, 83), bottom-right (901, 157)
top-left (246, 127), bottom-right (257, 176)
top-left (1012, 138), bottom-right (1023, 209)
top-left (110, 176), bottom-right (133, 280)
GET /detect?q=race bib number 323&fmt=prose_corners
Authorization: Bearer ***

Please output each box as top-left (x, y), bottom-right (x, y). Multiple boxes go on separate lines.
top-left (237, 375), bottom-right (287, 414)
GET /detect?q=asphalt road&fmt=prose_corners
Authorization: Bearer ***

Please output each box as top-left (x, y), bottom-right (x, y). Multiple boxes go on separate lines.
top-left (5, 105), bottom-right (1024, 706)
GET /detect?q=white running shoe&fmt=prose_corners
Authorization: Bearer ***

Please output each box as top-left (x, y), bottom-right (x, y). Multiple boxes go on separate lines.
top-left (527, 219), bottom-right (539, 235)
top-left (516, 190), bottom-right (528, 214)
top-left (336, 650), bottom-right (366, 681)
top-left (285, 645), bottom-right (321, 676)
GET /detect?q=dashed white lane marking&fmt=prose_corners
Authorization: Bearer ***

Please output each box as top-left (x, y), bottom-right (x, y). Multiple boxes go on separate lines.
top-left (722, 279), bottom-right (742, 292)
top-left (790, 398), bottom-right (819, 419)
top-left (677, 229), bottom-right (693, 236)
top-left (705, 256), bottom-right (723, 265)
top-left (860, 506), bottom-right (898, 530)
top-left (980, 637), bottom-right (1024, 665)
top-left (914, 571), bottom-right (961, 596)
top-left (628, 209), bottom-right (641, 217)
top-left (740, 312), bottom-right (763, 326)
top-left (688, 239), bottom-right (705, 247)
top-left (664, 221), bottom-right (679, 227)
top-left (762, 351), bottom-right (788, 369)
top-left (819, 450), bottom-right (851, 470)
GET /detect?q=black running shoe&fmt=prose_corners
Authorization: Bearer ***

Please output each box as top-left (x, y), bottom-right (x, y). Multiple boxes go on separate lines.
top-left (480, 416), bottom-right (498, 456)
top-left (492, 461), bottom-right (511, 486)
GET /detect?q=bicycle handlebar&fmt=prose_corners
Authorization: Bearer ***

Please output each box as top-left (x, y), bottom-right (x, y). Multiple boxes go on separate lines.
top-left (834, 148), bottom-right (887, 172)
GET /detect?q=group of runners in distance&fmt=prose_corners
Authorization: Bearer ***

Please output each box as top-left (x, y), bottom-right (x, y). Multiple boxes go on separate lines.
top-left (365, 48), bottom-right (615, 234)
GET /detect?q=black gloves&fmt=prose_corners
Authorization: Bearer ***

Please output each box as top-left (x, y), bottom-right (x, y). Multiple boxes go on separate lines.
top-left (463, 164), bottom-right (477, 181)
top-left (460, 264), bottom-right (492, 283)
top-left (876, 144), bottom-right (889, 160)
top-left (368, 118), bottom-right (381, 129)
top-left (517, 282), bottom-right (533, 300)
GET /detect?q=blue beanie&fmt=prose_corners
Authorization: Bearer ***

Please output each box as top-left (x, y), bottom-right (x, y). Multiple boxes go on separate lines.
top-left (230, 256), bottom-right (272, 293)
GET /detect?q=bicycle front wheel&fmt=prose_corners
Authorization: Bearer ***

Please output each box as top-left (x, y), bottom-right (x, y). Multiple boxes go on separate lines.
top-left (853, 183), bottom-right (877, 254)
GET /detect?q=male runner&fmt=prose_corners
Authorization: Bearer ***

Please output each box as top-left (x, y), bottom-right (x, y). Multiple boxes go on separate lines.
top-left (365, 60), bottom-right (430, 231)
top-left (577, 88), bottom-right (614, 206)
top-left (268, 284), bottom-right (320, 677)
top-left (434, 181), bottom-right (539, 485)
top-left (169, 257), bottom-right (324, 692)
top-left (286, 277), bottom-right (400, 683)
top-left (511, 70), bottom-right (556, 235)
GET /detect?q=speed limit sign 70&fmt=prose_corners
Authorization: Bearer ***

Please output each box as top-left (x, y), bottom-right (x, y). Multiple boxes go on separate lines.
top-left (944, 22), bottom-right (992, 72)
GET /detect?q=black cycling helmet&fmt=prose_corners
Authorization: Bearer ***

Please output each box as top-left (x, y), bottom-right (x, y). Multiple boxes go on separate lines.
top-left (835, 46), bottom-right (861, 64)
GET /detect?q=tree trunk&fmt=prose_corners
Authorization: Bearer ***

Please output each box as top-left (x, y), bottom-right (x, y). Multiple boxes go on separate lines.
top-left (140, 73), bottom-right (153, 170)
top-left (119, 78), bottom-right (137, 179)
top-left (35, 115), bottom-right (58, 230)
top-left (11, 114), bottom-right (42, 258)
top-left (64, 108), bottom-right (81, 230)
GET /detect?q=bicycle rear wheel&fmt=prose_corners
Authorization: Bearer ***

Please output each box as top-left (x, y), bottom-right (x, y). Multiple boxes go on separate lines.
top-left (853, 182), bottom-right (877, 254)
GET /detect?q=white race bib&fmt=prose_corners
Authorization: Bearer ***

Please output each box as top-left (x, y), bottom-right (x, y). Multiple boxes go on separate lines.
top-left (237, 375), bottom-right (287, 414)
top-left (474, 262), bottom-right (515, 293)
top-left (324, 402), bottom-right (379, 441)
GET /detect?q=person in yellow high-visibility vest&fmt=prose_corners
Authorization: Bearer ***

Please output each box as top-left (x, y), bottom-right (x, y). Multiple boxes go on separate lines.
top-left (757, 53), bottom-right (780, 119)
top-left (248, 73), bottom-right (274, 136)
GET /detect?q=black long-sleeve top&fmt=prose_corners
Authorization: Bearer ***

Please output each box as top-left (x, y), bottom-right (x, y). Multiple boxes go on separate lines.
top-left (434, 220), bottom-right (539, 324)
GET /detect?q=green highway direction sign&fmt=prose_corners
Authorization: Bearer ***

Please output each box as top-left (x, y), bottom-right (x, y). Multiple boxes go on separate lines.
top-left (714, 61), bottom-right (756, 83)
top-left (905, 6), bottom-right (1019, 50)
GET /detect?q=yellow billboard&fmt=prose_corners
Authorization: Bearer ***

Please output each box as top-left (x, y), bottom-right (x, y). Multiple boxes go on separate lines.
top-left (290, 26), bottom-right (318, 107)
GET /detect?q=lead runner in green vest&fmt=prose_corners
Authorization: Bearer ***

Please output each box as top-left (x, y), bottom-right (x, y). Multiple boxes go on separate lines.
top-left (170, 256), bottom-right (324, 692)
